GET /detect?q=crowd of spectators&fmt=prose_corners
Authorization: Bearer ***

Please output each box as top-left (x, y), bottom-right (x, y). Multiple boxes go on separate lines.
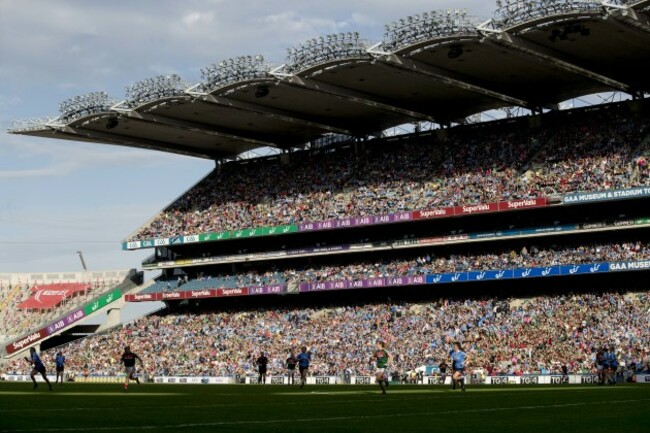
top-left (0, 278), bottom-right (123, 340)
top-left (7, 290), bottom-right (649, 379)
top-left (130, 108), bottom-right (649, 240)
top-left (148, 240), bottom-right (650, 291)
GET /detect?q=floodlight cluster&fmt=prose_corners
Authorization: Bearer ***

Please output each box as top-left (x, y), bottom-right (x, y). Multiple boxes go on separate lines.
top-left (7, 117), bottom-right (55, 133)
top-left (383, 9), bottom-right (477, 52)
top-left (58, 92), bottom-right (112, 123)
top-left (200, 55), bottom-right (269, 93)
top-left (494, 0), bottom-right (604, 27)
top-left (284, 32), bottom-right (368, 74)
top-left (125, 74), bottom-right (185, 108)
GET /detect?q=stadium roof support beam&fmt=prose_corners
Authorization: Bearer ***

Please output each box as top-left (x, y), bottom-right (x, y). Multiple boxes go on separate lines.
top-left (118, 110), bottom-right (280, 149)
top-left (270, 68), bottom-right (437, 122)
top-left (51, 125), bottom-right (221, 159)
top-left (197, 94), bottom-right (352, 136)
top-left (480, 29), bottom-right (634, 94)
top-left (629, 0), bottom-right (650, 10)
top-left (604, 3), bottom-right (650, 35)
top-left (367, 47), bottom-right (530, 108)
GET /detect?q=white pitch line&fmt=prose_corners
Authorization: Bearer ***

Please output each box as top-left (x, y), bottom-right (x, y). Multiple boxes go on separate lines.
top-left (2, 398), bottom-right (648, 433)
top-left (0, 395), bottom-right (457, 413)
top-left (0, 392), bottom-right (183, 397)
top-left (0, 386), bottom-right (639, 413)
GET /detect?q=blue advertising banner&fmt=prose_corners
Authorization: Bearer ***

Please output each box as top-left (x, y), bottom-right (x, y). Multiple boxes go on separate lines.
top-left (426, 272), bottom-right (468, 284)
top-left (608, 260), bottom-right (650, 272)
top-left (513, 266), bottom-right (561, 279)
top-left (562, 187), bottom-right (650, 204)
top-left (424, 262), bottom-right (611, 286)
top-left (558, 263), bottom-right (608, 276)
top-left (466, 270), bottom-right (514, 281)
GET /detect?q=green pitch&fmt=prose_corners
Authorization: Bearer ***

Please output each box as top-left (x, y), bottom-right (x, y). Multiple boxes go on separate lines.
top-left (0, 383), bottom-right (649, 432)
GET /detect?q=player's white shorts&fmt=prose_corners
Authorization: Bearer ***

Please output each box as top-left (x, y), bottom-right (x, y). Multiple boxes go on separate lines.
top-left (125, 366), bottom-right (136, 375)
top-left (375, 368), bottom-right (388, 377)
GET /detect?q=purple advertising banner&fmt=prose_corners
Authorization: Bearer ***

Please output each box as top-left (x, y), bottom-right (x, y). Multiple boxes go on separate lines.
top-left (354, 216), bottom-right (374, 226)
top-left (298, 275), bottom-right (428, 293)
top-left (334, 218), bottom-right (356, 229)
top-left (45, 308), bottom-right (85, 336)
top-left (287, 245), bottom-right (350, 256)
top-left (362, 278), bottom-right (387, 288)
top-left (385, 275), bottom-right (426, 286)
top-left (249, 285), bottom-right (286, 295)
top-left (298, 213), bottom-right (413, 232)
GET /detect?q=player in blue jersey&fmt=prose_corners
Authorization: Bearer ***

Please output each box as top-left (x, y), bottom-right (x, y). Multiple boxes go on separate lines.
top-left (54, 351), bottom-right (66, 385)
top-left (296, 346), bottom-right (311, 389)
top-left (595, 349), bottom-right (606, 385)
top-left (450, 342), bottom-right (468, 392)
top-left (607, 347), bottom-right (618, 385)
top-left (24, 347), bottom-right (52, 391)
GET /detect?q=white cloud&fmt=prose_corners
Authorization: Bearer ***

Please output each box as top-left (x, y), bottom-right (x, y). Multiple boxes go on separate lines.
top-left (0, 126), bottom-right (205, 178)
top-left (0, 0), bottom-right (499, 273)
top-left (182, 11), bottom-right (215, 27)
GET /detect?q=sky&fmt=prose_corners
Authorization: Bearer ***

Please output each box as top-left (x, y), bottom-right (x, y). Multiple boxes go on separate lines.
top-left (0, 0), bottom-right (500, 275)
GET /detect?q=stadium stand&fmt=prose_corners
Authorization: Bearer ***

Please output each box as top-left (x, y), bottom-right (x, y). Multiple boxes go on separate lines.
top-left (128, 105), bottom-right (650, 241)
top-left (7, 290), bottom-right (649, 378)
top-left (0, 270), bottom-right (132, 341)
top-left (5, 2), bottom-right (650, 403)
top-left (141, 240), bottom-right (649, 294)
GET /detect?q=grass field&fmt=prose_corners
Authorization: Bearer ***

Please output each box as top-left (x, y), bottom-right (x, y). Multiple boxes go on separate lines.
top-left (0, 382), bottom-right (649, 433)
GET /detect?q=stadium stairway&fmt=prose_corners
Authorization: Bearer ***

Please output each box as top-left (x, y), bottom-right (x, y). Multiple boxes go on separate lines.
top-left (0, 283), bottom-right (26, 314)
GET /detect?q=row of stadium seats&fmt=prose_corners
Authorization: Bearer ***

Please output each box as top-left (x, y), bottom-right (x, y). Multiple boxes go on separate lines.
top-left (129, 104), bottom-right (650, 241)
top-left (145, 240), bottom-right (648, 293)
top-left (143, 273), bottom-right (286, 294)
top-left (7, 290), bottom-right (648, 377)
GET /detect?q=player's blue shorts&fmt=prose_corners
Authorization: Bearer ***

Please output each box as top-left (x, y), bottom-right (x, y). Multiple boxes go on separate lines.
top-left (34, 365), bottom-right (46, 374)
top-left (453, 367), bottom-right (465, 374)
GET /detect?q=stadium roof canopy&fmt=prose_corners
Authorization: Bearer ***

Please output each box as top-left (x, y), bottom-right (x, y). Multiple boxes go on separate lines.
top-left (8, 0), bottom-right (650, 159)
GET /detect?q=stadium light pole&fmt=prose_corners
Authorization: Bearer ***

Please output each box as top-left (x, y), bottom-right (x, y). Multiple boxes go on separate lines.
top-left (76, 251), bottom-right (88, 272)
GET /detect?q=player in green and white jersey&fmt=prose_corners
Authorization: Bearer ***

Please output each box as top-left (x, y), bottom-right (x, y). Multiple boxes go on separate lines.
top-left (373, 341), bottom-right (390, 395)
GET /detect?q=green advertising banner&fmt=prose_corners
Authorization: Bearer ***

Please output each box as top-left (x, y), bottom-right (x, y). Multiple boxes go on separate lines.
top-left (126, 224), bottom-right (299, 250)
top-left (83, 289), bottom-right (122, 315)
top-left (199, 231), bottom-right (231, 242)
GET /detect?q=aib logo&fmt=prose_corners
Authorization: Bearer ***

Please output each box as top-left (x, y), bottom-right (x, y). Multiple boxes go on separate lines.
top-left (106, 294), bottom-right (114, 303)
top-left (522, 269), bottom-right (532, 277)
top-left (476, 272), bottom-right (486, 281)
top-left (590, 264), bottom-right (601, 273)
top-left (569, 265), bottom-right (580, 274)
top-left (433, 275), bottom-right (443, 283)
top-left (269, 227), bottom-right (277, 234)
top-left (216, 233), bottom-right (225, 239)
top-left (91, 301), bottom-right (99, 312)
top-left (282, 226), bottom-right (291, 233)
top-left (235, 230), bottom-right (244, 238)
top-left (495, 271), bottom-right (505, 279)
top-left (542, 267), bottom-right (553, 276)
top-left (451, 273), bottom-right (462, 282)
